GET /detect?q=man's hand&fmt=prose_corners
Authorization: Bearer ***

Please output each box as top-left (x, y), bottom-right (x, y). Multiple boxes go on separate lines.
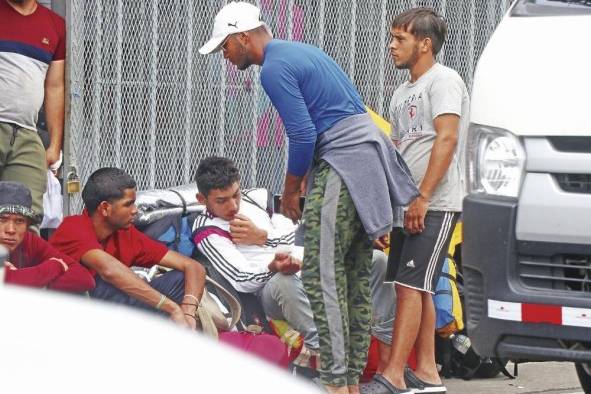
top-left (268, 253), bottom-right (301, 275)
top-left (170, 306), bottom-right (192, 329)
top-left (373, 234), bottom-right (390, 250)
top-left (280, 190), bottom-right (302, 223)
top-left (230, 214), bottom-right (267, 245)
top-left (404, 195), bottom-right (429, 234)
top-left (45, 146), bottom-right (61, 168)
top-left (180, 298), bottom-right (198, 331)
top-left (5, 261), bottom-right (17, 271)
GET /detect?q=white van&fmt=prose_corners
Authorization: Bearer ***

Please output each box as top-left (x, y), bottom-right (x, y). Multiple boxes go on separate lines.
top-left (462, 0), bottom-right (591, 390)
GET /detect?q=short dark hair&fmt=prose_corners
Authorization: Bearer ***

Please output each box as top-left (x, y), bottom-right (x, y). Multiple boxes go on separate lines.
top-left (195, 156), bottom-right (240, 197)
top-left (392, 7), bottom-right (447, 56)
top-left (82, 167), bottom-right (136, 215)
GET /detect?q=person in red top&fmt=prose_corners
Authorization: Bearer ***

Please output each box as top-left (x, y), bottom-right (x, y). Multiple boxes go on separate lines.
top-left (0, 181), bottom-right (95, 292)
top-left (50, 167), bottom-right (207, 330)
top-left (1, 0), bottom-right (67, 228)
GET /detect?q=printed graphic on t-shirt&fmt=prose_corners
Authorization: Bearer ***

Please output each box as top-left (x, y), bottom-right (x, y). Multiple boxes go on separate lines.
top-left (392, 91), bottom-right (426, 147)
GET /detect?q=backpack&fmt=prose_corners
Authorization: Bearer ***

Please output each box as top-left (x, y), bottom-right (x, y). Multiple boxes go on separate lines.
top-left (219, 331), bottom-right (289, 368)
top-left (433, 223), bottom-right (464, 338)
top-left (139, 212), bottom-right (198, 257)
top-left (434, 255), bottom-right (464, 337)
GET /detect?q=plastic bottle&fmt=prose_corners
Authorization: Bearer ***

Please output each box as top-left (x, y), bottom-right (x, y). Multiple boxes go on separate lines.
top-left (450, 333), bottom-right (482, 375)
top-left (451, 334), bottom-right (471, 354)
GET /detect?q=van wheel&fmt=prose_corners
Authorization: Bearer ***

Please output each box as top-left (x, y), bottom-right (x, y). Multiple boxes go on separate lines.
top-left (575, 363), bottom-right (591, 392)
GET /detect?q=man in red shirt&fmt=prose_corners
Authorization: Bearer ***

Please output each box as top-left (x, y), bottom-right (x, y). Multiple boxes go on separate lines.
top-left (50, 167), bottom-right (207, 330)
top-left (0, 0), bottom-right (67, 228)
top-left (1, 181), bottom-right (95, 292)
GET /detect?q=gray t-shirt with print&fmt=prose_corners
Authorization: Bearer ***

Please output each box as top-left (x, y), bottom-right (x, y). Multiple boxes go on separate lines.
top-left (389, 63), bottom-right (470, 212)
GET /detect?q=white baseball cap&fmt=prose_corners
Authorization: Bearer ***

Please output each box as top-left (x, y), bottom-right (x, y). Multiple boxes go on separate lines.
top-left (199, 2), bottom-right (266, 55)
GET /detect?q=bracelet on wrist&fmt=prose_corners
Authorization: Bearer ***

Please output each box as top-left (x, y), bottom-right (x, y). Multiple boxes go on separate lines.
top-left (184, 313), bottom-right (198, 322)
top-left (155, 294), bottom-right (167, 310)
top-left (183, 294), bottom-right (199, 302)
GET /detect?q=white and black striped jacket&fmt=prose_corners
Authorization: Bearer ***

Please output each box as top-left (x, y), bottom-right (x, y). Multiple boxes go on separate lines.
top-left (192, 189), bottom-right (297, 293)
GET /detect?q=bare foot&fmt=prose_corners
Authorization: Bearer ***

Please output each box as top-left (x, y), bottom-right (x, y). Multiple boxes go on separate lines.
top-left (413, 367), bottom-right (442, 385)
top-left (348, 384), bottom-right (360, 394)
top-left (325, 385), bottom-right (349, 394)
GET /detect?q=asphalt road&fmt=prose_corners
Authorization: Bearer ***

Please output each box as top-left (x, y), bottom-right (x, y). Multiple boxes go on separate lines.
top-left (443, 361), bottom-right (584, 394)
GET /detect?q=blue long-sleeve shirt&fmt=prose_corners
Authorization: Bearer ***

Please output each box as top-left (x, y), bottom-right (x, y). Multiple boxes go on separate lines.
top-left (260, 40), bottom-right (365, 176)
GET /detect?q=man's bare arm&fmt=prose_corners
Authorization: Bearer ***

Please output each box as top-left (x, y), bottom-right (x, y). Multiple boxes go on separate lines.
top-left (281, 173), bottom-right (304, 222)
top-left (81, 249), bottom-right (188, 327)
top-left (158, 251), bottom-right (206, 303)
top-left (404, 113), bottom-right (459, 234)
top-left (158, 251), bottom-right (206, 329)
top-left (44, 60), bottom-right (65, 167)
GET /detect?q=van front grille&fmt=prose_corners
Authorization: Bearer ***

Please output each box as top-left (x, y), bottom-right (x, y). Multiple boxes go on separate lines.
top-left (518, 254), bottom-right (591, 293)
top-left (554, 174), bottom-right (591, 194)
top-left (463, 267), bottom-right (485, 328)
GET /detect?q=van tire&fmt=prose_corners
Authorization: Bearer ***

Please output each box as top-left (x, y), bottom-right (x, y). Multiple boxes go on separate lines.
top-left (575, 363), bottom-right (591, 393)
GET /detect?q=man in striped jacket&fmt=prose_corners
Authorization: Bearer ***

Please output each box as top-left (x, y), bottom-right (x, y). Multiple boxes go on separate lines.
top-left (192, 156), bottom-right (396, 367)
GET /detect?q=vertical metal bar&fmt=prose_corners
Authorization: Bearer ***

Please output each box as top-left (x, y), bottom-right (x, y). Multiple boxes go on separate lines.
top-left (318, 0), bottom-right (325, 50)
top-left (439, 0), bottom-right (447, 62)
top-left (149, 0), bottom-right (158, 188)
top-left (378, 0), bottom-right (387, 116)
top-left (348, 0), bottom-right (356, 80)
top-left (287, 0), bottom-right (293, 41)
top-left (467, 0), bottom-right (476, 88)
top-left (219, 64), bottom-right (227, 157)
top-left (250, 0), bottom-right (263, 187)
top-left (115, 0), bottom-right (122, 168)
top-left (184, 1), bottom-right (193, 184)
top-left (91, 0), bottom-right (103, 171)
top-left (62, 0), bottom-right (73, 214)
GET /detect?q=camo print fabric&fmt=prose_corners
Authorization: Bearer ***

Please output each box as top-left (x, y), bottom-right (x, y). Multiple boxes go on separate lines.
top-left (301, 160), bottom-right (373, 387)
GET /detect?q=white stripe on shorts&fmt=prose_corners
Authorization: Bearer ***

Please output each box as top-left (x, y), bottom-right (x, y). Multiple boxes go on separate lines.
top-left (423, 212), bottom-right (454, 290)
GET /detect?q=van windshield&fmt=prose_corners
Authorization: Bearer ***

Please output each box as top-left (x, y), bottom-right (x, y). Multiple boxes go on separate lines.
top-left (512, 0), bottom-right (591, 16)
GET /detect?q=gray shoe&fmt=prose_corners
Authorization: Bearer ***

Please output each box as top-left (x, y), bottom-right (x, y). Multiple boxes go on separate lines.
top-left (404, 368), bottom-right (447, 394)
top-left (360, 375), bottom-right (412, 394)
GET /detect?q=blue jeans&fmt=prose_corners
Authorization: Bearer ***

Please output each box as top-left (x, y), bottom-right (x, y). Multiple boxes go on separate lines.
top-left (258, 250), bottom-right (395, 350)
top-left (90, 270), bottom-right (185, 315)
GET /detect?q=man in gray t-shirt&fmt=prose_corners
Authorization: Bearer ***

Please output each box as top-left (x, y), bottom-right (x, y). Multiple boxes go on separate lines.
top-left (361, 8), bottom-right (469, 394)
top-left (390, 62), bottom-right (469, 211)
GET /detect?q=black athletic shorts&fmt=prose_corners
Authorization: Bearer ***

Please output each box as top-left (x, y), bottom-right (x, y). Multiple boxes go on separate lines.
top-left (386, 211), bottom-right (459, 294)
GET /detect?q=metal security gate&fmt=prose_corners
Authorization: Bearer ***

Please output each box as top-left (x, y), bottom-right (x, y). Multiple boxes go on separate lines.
top-left (66, 0), bottom-right (510, 213)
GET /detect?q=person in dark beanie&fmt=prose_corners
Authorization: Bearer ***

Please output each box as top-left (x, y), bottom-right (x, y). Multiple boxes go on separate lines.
top-left (0, 181), bottom-right (95, 292)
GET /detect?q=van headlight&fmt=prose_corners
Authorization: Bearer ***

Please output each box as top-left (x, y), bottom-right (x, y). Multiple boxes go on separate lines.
top-left (466, 125), bottom-right (526, 198)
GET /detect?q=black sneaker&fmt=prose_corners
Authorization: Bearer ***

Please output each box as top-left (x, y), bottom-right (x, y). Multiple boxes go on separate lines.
top-left (404, 368), bottom-right (447, 394)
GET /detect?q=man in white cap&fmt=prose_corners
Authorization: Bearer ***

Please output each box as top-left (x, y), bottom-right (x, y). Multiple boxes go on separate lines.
top-left (200, 3), bottom-right (418, 393)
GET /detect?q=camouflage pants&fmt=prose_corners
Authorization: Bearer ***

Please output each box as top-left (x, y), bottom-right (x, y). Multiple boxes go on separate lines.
top-left (301, 160), bottom-right (373, 387)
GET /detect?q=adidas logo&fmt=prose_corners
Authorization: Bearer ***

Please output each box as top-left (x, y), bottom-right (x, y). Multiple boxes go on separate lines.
top-left (406, 260), bottom-right (416, 268)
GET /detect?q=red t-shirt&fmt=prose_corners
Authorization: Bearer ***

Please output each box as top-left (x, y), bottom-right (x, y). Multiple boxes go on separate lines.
top-left (49, 213), bottom-right (169, 275)
top-left (0, 1), bottom-right (66, 129)
top-left (4, 231), bottom-right (95, 292)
